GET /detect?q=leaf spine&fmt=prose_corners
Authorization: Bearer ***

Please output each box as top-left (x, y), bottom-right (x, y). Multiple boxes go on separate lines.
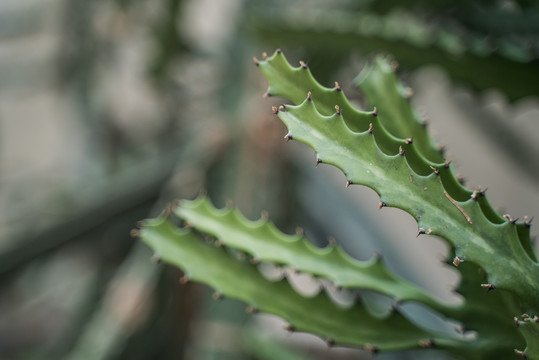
top-left (438, 143), bottom-right (446, 155)
top-left (481, 283), bottom-right (496, 292)
top-left (453, 257), bottom-right (464, 267)
top-left (246, 306), bottom-right (259, 314)
top-left (136, 220), bottom-right (146, 228)
top-left (419, 339), bottom-right (435, 348)
top-left (299, 60), bottom-right (308, 69)
top-left (284, 323), bottom-right (295, 332)
top-left (212, 292), bottom-right (224, 300)
top-left (514, 349), bottom-right (526, 358)
top-left (327, 236), bottom-right (337, 246)
top-left (364, 344), bottom-right (379, 354)
top-left (404, 87), bottom-right (414, 99)
top-left (326, 338), bottom-right (336, 347)
top-left (503, 214), bottom-right (518, 224)
top-left (334, 81), bottom-right (341, 91)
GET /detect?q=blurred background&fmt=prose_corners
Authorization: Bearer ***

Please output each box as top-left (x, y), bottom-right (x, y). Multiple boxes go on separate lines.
top-left (0, 0), bottom-right (538, 359)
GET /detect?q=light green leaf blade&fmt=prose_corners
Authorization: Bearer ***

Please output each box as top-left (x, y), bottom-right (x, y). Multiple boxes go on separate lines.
top-left (139, 217), bottom-right (464, 352)
top-left (173, 196), bottom-right (444, 310)
top-left (275, 97), bottom-right (539, 308)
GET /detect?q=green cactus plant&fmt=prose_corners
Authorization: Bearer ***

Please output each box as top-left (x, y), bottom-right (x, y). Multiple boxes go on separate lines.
top-left (137, 50), bottom-right (538, 359)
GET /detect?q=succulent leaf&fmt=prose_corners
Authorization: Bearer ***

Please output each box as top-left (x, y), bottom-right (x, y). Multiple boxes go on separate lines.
top-left (258, 50), bottom-right (539, 309)
top-left (139, 216), bottom-right (463, 351)
top-left (354, 56), bottom-right (442, 163)
top-left (173, 196), bottom-right (444, 309)
top-left (277, 91), bottom-right (538, 307)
